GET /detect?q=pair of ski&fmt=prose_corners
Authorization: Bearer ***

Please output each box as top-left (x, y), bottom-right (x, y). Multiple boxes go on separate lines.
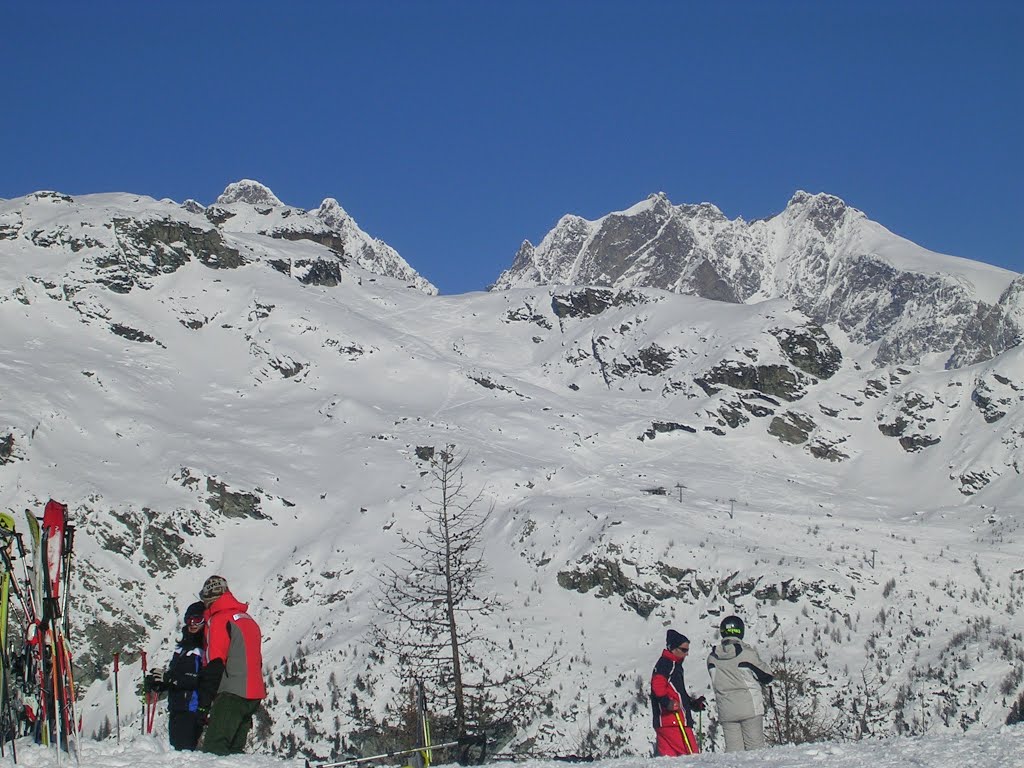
top-left (306, 683), bottom-right (465, 768)
top-left (0, 502), bottom-right (80, 765)
top-left (0, 512), bottom-right (20, 762)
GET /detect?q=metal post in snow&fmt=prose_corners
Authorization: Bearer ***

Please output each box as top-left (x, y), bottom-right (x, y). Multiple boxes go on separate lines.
top-left (113, 652), bottom-right (120, 743)
top-left (140, 651), bottom-right (147, 735)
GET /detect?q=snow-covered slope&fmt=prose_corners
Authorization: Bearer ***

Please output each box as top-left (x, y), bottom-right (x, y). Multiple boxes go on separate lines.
top-left (493, 192), bottom-right (1024, 369)
top-left (0, 188), bottom-right (1021, 763)
top-left (10, 725), bottom-right (1024, 768)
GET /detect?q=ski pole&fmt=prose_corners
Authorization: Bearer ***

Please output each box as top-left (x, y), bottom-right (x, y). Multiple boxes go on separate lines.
top-left (417, 681), bottom-right (433, 768)
top-left (64, 639), bottom-right (80, 761)
top-left (305, 740), bottom-right (463, 768)
top-left (113, 653), bottom-right (120, 743)
top-left (140, 652), bottom-right (147, 736)
top-left (673, 711), bottom-right (692, 755)
top-left (768, 685), bottom-right (782, 744)
top-left (49, 638), bottom-right (63, 766)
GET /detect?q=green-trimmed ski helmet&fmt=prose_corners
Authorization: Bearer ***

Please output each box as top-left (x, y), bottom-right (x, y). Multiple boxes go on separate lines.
top-left (720, 615), bottom-right (745, 639)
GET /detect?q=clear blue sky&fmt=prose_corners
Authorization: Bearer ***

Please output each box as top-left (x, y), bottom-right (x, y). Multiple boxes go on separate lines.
top-left (4, 1), bottom-right (1021, 294)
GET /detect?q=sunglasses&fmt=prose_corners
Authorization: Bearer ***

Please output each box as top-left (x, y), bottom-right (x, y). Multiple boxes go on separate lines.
top-left (186, 616), bottom-right (206, 628)
top-left (678, 646), bottom-right (690, 653)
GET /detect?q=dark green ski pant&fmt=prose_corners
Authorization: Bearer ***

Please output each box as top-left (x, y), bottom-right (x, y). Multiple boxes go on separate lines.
top-left (201, 692), bottom-right (261, 755)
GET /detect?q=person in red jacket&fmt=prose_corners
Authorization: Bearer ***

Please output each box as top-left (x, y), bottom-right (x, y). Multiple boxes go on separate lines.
top-left (196, 575), bottom-right (267, 755)
top-left (650, 629), bottom-right (706, 756)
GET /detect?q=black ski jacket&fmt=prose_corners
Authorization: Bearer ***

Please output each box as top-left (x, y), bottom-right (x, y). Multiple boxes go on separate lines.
top-left (163, 632), bottom-right (204, 713)
top-left (651, 650), bottom-right (699, 728)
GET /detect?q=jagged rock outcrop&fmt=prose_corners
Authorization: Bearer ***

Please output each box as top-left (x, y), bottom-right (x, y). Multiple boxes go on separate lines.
top-left (696, 360), bottom-right (810, 402)
top-left (768, 411), bottom-right (817, 444)
top-left (550, 287), bottom-right (649, 320)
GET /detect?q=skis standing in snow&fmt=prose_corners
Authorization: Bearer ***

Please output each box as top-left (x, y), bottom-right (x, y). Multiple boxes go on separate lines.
top-left (0, 500), bottom-right (81, 763)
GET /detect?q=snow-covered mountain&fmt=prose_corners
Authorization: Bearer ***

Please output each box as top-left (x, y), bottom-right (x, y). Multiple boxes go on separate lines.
top-left (199, 180), bottom-right (435, 295)
top-left (493, 192), bottom-right (1024, 370)
top-left (0, 186), bottom-right (1021, 763)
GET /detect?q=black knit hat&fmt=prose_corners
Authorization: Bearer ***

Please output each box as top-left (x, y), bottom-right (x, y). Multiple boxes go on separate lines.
top-left (666, 629), bottom-right (689, 649)
top-left (184, 601), bottom-right (206, 620)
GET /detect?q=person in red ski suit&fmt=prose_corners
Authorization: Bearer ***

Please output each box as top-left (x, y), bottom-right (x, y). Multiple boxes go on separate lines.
top-left (650, 629), bottom-right (706, 756)
top-left (196, 575), bottom-right (266, 755)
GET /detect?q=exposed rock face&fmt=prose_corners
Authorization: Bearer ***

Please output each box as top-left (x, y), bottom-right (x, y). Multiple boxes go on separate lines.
top-left (112, 217), bottom-right (246, 276)
top-left (557, 549), bottom-right (844, 618)
top-left (550, 287), bottom-right (648, 320)
top-left (557, 553), bottom-right (708, 618)
top-left (971, 372), bottom-right (1021, 423)
top-left (696, 361), bottom-right (809, 402)
top-left (770, 325), bottom-right (842, 380)
top-left (494, 191), bottom-right (1022, 369)
top-left (876, 390), bottom-right (944, 453)
top-left (768, 411), bottom-right (817, 444)
top-left (638, 421), bottom-right (697, 441)
top-left (205, 477), bottom-right (267, 520)
top-left (0, 432), bottom-right (17, 464)
top-left (268, 256), bottom-right (346, 286)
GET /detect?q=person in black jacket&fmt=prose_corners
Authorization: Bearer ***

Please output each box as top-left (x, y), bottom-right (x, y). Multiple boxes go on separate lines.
top-left (650, 629), bottom-right (706, 755)
top-left (147, 601), bottom-right (206, 750)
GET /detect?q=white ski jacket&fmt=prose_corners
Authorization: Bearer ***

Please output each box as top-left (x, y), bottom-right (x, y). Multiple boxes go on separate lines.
top-left (706, 637), bottom-right (774, 722)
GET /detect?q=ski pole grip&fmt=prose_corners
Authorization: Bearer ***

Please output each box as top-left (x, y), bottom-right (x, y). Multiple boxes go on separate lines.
top-left (114, 652), bottom-right (119, 673)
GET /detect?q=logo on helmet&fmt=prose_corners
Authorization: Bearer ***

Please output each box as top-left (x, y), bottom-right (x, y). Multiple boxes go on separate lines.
top-left (199, 575), bottom-right (229, 604)
top-left (720, 615), bottom-right (745, 639)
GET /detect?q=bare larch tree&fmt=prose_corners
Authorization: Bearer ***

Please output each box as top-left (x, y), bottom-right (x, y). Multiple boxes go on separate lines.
top-left (373, 444), bottom-right (556, 758)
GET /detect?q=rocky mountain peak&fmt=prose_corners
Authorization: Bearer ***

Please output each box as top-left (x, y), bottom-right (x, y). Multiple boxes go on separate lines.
top-left (784, 190), bottom-right (859, 235)
top-left (493, 191), bottom-right (1022, 369)
top-left (315, 198), bottom-right (350, 229)
top-left (215, 179), bottom-right (283, 208)
top-left (677, 201), bottom-right (727, 222)
top-left (647, 191), bottom-right (672, 212)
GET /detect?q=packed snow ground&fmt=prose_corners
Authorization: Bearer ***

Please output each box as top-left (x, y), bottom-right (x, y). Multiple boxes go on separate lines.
top-left (9, 726), bottom-right (1024, 768)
